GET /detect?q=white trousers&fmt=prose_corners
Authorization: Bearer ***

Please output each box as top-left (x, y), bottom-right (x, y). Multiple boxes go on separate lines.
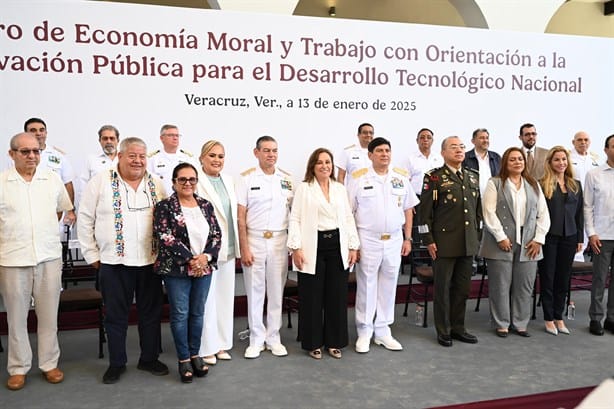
top-left (0, 258), bottom-right (62, 375)
top-left (355, 231), bottom-right (402, 339)
top-left (242, 232), bottom-right (287, 347)
top-left (199, 257), bottom-right (236, 356)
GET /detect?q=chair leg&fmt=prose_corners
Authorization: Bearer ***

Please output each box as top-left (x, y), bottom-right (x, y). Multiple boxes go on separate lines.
top-left (422, 282), bottom-right (429, 328)
top-left (475, 266), bottom-right (487, 312)
top-left (98, 306), bottom-right (105, 359)
top-left (403, 278), bottom-right (413, 317)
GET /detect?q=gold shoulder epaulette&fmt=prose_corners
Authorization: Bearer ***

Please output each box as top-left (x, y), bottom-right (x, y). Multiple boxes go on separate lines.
top-left (344, 144), bottom-right (357, 150)
top-left (393, 167), bottom-right (409, 177)
top-left (180, 149), bottom-right (193, 157)
top-left (277, 167), bottom-right (291, 176)
top-left (351, 167), bottom-right (368, 179)
top-left (241, 167), bottom-right (256, 176)
top-left (147, 150), bottom-right (160, 158)
top-left (52, 146), bottom-right (66, 155)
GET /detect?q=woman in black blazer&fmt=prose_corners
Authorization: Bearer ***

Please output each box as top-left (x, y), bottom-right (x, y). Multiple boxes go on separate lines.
top-left (538, 146), bottom-right (583, 336)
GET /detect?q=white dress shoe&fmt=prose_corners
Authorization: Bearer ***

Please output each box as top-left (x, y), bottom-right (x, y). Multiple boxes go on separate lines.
top-left (244, 345), bottom-right (265, 359)
top-left (266, 343), bottom-right (288, 357)
top-left (203, 355), bottom-right (217, 365)
top-left (374, 335), bottom-right (403, 351)
top-left (355, 336), bottom-right (370, 353)
top-left (216, 351), bottom-right (232, 360)
top-left (557, 326), bottom-right (571, 335)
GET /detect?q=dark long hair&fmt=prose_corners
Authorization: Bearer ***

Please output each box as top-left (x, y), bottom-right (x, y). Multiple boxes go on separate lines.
top-left (498, 147), bottom-right (539, 193)
top-left (303, 148), bottom-right (336, 183)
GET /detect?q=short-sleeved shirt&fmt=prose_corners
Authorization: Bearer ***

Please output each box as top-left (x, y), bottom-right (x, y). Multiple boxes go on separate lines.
top-left (348, 166), bottom-right (419, 233)
top-left (336, 144), bottom-right (369, 184)
top-left (148, 148), bottom-right (197, 194)
top-left (236, 166), bottom-right (293, 231)
top-left (0, 168), bottom-right (73, 266)
top-left (39, 145), bottom-right (74, 184)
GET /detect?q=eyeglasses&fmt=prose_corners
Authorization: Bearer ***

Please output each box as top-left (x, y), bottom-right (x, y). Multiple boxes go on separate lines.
top-left (175, 177), bottom-right (198, 185)
top-left (13, 148), bottom-right (42, 156)
top-left (447, 144), bottom-right (466, 150)
top-left (122, 183), bottom-right (152, 212)
top-left (162, 133), bottom-right (181, 138)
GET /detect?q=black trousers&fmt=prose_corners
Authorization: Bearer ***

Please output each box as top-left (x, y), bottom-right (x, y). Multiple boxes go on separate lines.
top-left (432, 256), bottom-right (473, 336)
top-left (538, 233), bottom-right (577, 321)
top-left (298, 230), bottom-right (349, 350)
top-left (99, 263), bottom-right (164, 367)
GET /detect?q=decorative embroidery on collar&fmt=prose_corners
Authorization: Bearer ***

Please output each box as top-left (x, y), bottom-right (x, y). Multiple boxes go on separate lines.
top-left (110, 169), bottom-right (159, 256)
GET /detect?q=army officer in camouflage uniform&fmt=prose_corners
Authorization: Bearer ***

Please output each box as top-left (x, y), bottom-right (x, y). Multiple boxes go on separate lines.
top-left (418, 136), bottom-right (482, 347)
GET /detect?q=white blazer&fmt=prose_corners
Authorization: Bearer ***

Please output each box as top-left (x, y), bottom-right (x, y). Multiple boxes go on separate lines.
top-left (287, 180), bottom-right (360, 275)
top-left (197, 171), bottom-right (241, 261)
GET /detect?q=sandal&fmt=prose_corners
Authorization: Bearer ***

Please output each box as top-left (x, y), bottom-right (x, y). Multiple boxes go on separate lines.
top-left (328, 348), bottom-right (342, 359)
top-left (178, 360), bottom-right (193, 383)
top-left (308, 349), bottom-right (322, 360)
top-left (190, 356), bottom-right (209, 377)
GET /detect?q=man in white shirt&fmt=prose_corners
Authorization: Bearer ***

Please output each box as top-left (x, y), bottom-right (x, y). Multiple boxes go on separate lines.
top-left (584, 134), bottom-right (614, 336)
top-left (519, 123), bottom-right (548, 180)
top-left (570, 131), bottom-right (600, 185)
top-left (404, 128), bottom-right (443, 195)
top-left (80, 125), bottom-right (120, 189)
top-left (237, 136), bottom-right (294, 359)
top-left (348, 137), bottom-right (419, 353)
top-left (78, 137), bottom-right (168, 384)
top-left (570, 131), bottom-right (600, 261)
top-left (24, 117), bottom-right (76, 225)
top-left (148, 124), bottom-right (197, 194)
top-left (336, 123), bottom-right (374, 184)
top-left (0, 133), bottom-right (75, 391)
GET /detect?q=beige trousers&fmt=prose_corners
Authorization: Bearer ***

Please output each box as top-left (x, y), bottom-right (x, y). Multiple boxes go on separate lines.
top-left (0, 258), bottom-right (62, 375)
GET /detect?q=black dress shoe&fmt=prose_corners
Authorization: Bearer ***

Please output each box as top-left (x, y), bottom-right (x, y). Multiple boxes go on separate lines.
top-left (515, 330), bottom-right (531, 337)
top-left (603, 320), bottom-right (614, 334)
top-left (437, 334), bottom-right (453, 347)
top-left (590, 320), bottom-right (605, 336)
top-left (137, 359), bottom-right (169, 376)
top-left (451, 331), bottom-right (478, 344)
top-left (102, 365), bottom-right (126, 384)
top-left (495, 329), bottom-right (508, 338)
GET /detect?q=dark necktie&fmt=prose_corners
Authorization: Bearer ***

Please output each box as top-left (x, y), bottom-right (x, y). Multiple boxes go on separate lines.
top-left (456, 170), bottom-right (463, 180)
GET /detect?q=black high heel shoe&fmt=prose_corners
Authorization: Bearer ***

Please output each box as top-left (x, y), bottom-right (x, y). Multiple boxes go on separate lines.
top-left (178, 361), bottom-right (193, 383)
top-left (190, 356), bottom-right (209, 378)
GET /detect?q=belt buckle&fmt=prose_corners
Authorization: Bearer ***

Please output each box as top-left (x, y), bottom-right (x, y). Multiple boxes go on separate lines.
top-left (263, 231), bottom-right (273, 239)
top-left (323, 233), bottom-right (333, 239)
top-left (380, 233), bottom-right (391, 240)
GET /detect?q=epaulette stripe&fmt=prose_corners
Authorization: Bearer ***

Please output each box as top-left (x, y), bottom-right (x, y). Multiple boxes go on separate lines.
top-left (240, 167), bottom-right (256, 176)
top-left (393, 167), bottom-right (409, 177)
top-left (351, 167), bottom-right (368, 179)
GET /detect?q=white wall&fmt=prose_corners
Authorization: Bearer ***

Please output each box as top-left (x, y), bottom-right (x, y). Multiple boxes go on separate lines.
top-left (2, 1), bottom-right (613, 204)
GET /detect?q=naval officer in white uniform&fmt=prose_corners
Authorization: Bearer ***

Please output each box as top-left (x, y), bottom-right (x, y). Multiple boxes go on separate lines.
top-left (348, 137), bottom-right (419, 353)
top-left (237, 136), bottom-right (294, 359)
top-left (148, 124), bottom-right (197, 194)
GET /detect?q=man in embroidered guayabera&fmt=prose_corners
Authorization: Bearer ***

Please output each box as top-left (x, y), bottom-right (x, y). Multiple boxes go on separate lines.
top-left (78, 137), bottom-right (169, 384)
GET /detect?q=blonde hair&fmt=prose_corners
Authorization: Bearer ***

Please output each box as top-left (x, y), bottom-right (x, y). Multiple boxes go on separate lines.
top-left (199, 140), bottom-right (224, 161)
top-left (540, 146), bottom-right (579, 199)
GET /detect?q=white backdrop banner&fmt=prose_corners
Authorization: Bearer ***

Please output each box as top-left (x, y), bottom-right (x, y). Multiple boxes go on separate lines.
top-left (2, 0), bottom-right (613, 200)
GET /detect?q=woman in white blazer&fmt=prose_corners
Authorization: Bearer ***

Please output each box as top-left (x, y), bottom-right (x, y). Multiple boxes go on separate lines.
top-left (197, 140), bottom-right (241, 364)
top-left (287, 148), bottom-right (360, 360)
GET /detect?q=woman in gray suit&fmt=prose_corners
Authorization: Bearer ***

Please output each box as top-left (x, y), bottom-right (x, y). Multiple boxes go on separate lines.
top-left (479, 147), bottom-right (550, 337)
